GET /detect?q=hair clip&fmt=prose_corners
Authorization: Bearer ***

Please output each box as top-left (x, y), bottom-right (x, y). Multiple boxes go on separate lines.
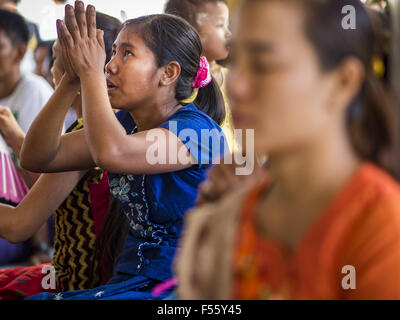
top-left (193, 56), bottom-right (212, 88)
top-left (181, 88), bottom-right (199, 104)
top-left (372, 56), bottom-right (385, 78)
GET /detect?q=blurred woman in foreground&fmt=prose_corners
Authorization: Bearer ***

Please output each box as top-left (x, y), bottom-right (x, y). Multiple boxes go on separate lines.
top-left (176, 0), bottom-right (400, 299)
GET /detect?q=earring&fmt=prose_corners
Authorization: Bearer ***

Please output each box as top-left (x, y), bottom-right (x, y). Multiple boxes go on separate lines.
top-left (160, 81), bottom-right (166, 87)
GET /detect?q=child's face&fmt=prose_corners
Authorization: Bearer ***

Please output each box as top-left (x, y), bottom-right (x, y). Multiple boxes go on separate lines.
top-left (227, 1), bottom-right (342, 155)
top-left (196, 1), bottom-right (231, 62)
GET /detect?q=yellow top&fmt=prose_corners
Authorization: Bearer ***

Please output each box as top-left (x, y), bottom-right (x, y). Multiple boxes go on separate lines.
top-left (219, 65), bottom-right (237, 153)
top-left (227, 0), bottom-right (239, 11)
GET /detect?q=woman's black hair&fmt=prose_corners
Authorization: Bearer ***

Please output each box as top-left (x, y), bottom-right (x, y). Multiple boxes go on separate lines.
top-left (244, 0), bottom-right (398, 178)
top-left (0, 8), bottom-right (29, 45)
top-left (122, 14), bottom-right (226, 125)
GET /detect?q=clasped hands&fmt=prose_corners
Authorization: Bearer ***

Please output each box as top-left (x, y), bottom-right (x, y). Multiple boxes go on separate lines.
top-left (56, 0), bottom-right (106, 84)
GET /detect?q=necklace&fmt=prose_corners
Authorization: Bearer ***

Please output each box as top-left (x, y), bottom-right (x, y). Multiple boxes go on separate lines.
top-left (130, 125), bottom-right (137, 135)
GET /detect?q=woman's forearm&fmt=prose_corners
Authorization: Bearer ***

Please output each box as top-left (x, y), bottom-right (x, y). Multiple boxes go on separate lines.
top-left (7, 132), bottom-right (41, 187)
top-left (80, 74), bottom-right (127, 167)
top-left (7, 130), bottom-right (24, 158)
top-left (20, 77), bottom-right (79, 171)
top-left (19, 168), bottom-right (41, 188)
top-left (0, 170), bottom-right (85, 243)
top-left (0, 205), bottom-right (17, 243)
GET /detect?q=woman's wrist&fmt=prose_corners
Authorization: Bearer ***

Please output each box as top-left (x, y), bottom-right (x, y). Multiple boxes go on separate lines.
top-left (60, 74), bottom-right (81, 93)
top-left (79, 71), bottom-right (106, 84)
top-left (10, 132), bottom-right (25, 157)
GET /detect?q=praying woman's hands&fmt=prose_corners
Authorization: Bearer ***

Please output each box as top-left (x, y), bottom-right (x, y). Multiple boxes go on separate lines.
top-left (56, 1), bottom-right (106, 81)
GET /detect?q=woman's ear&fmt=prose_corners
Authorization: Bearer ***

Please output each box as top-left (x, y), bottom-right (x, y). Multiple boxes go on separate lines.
top-left (15, 43), bottom-right (27, 64)
top-left (331, 57), bottom-right (365, 113)
top-left (160, 61), bottom-right (181, 87)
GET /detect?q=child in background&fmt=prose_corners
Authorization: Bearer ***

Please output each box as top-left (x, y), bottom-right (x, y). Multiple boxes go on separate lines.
top-left (165, 0), bottom-right (235, 151)
top-left (34, 41), bottom-right (55, 88)
top-left (176, 0), bottom-right (400, 299)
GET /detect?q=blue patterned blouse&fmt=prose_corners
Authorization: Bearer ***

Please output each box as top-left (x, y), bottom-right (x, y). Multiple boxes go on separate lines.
top-left (108, 104), bottom-right (227, 283)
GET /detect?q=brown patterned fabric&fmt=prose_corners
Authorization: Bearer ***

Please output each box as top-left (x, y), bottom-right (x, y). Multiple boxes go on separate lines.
top-left (52, 119), bottom-right (105, 291)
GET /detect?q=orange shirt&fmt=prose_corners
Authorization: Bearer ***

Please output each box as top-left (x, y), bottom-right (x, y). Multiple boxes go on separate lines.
top-left (233, 163), bottom-right (400, 299)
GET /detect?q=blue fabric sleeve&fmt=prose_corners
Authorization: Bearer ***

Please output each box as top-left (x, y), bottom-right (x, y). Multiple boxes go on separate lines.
top-left (158, 108), bottom-right (227, 169)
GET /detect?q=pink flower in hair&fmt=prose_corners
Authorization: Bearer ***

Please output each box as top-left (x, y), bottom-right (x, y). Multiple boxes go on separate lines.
top-left (193, 56), bottom-right (212, 88)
